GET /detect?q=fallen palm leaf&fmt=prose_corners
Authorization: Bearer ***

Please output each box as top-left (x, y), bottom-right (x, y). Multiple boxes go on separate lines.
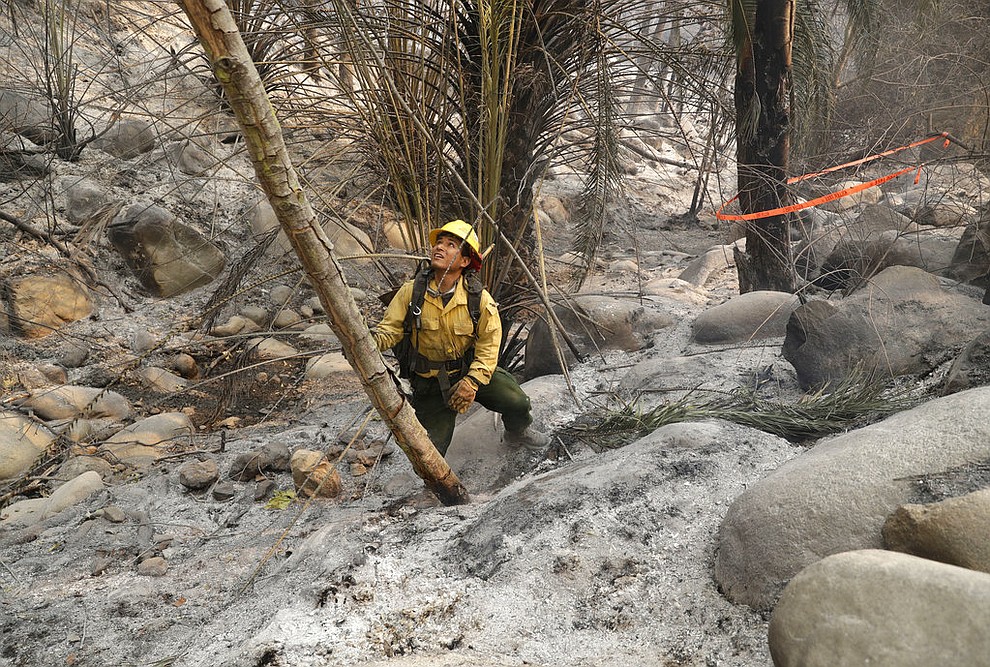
top-left (567, 370), bottom-right (920, 448)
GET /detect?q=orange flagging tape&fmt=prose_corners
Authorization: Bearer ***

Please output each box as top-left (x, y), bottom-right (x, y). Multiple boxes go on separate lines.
top-left (716, 133), bottom-right (955, 222)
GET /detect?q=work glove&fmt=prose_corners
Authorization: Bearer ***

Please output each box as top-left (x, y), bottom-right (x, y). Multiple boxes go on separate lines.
top-left (448, 377), bottom-right (478, 414)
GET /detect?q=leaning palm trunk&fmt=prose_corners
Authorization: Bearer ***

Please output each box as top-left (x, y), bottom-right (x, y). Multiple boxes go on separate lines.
top-left (177, 0), bottom-right (469, 505)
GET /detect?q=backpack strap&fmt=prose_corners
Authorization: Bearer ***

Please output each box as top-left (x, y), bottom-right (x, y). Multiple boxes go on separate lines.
top-left (463, 269), bottom-right (484, 339)
top-left (405, 259), bottom-right (432, 336)
top-left (389, 259), bottom-right (431, 379)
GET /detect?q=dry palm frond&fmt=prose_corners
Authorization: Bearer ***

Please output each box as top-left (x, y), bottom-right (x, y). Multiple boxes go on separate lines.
top-left (705, 373), bottom-right (916, 441)
top-left (790, 0), bottom-right (837, 156)
top-left (569, 13), bottom-right (622, 290)
top-left (225, 0), bottom-right (312, 95)
top-left (199, 226), bottom-right (284, 332)
top-left (566, 369), bottom-right (919, 449)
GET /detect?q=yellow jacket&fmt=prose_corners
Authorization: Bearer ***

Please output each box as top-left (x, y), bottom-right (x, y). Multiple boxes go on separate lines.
top-left (373, 275), bottom-right (501, 386)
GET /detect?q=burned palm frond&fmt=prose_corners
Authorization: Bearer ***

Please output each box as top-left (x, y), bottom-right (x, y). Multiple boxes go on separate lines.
top-left (498, 319), bottom-right (529, 373)
top-left (565, 369), bottom-right (920, 450)
top-left (204, 339), bottom-right (255, 425)
top-left (224, 0), bottom-right (321, 97)
top-left (702, 366), bottom-right (918, 441)
top-left (199, 226), bottom-right (283, 332)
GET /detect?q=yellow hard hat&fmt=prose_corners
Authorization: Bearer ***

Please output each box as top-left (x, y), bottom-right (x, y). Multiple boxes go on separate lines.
top-left (429, 220), bottom-right (482, 270)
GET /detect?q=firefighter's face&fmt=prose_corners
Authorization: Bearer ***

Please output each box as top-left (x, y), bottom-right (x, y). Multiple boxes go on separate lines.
top-left (431, 233), bottom-right (471, 273)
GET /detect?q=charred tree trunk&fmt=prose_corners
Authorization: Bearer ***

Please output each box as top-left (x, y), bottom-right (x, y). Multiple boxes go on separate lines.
top-left (495, 87), bottom-right (545, 287)
top-left (734, 0), bottom-right (796, 293)
top-left (178, 0), bottom-right (469, 505)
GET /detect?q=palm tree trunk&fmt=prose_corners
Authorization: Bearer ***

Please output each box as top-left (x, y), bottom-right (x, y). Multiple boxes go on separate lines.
top-left (497, 106), bottom-right (542, 273)
top-left (177, 0), bottom-right (469, 505)
top-left (734, 0), bottom-right (796, 293)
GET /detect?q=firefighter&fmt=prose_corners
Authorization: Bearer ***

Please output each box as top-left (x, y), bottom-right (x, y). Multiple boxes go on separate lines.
top-left (373, 220), bottom-right (549, 456)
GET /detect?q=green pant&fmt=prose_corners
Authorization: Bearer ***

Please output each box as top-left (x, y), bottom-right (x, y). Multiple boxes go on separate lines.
top-left (409, 367), bottom-right (533, 456)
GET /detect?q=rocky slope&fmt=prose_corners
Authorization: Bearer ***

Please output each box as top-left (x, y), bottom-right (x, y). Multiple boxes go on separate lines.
top-left (5, 3), bottom-right (990, 667)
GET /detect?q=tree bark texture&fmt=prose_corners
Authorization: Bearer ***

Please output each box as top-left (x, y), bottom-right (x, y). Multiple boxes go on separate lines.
top-left (734, 0), bottom-right (796, 293)
top-left (177, 0), bottom-right (469, 505)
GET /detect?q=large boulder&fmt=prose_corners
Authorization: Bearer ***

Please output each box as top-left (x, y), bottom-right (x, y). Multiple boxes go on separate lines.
top-left (812, 230), bottom-right (956, 291)
top-left (822, 179), bottom-right (883, 212)
top-left (0, 410), bottom-right (55, 481)
top-left (178, 458), bottom-right (220, 491)
top-left (769, 550), bottom-right (990, 667)
top-left (795, 204), bottom-right (920, 286)
top-left (614, 347), bottom-right (797, 409)
top-left (247, 198), bottom-right (373, 264)
top-left (783, 265), bottom-right (990, 389)
top-left (677, 242), bottom-right (739, 287)
top-left (99, 412), bottom-right (194, 467)
top-left (0, 471), bottom-right (105, 527)
top-left (942, 328), bottom-right (990, 394)
top-left (0, 89), bottom-right (54, 145)
top-left (883, 488), bottom-right (990, 573)
top-left (446, 419), bottom-right (792, 636)
top-left (945, 205), bottom-right (990, 285)
top-left (165, 139), bottom-right (216, 176)
top-left (538, 194), bottom-right (570, 225)
top-left (49, 417), bottom-right (121, 444)
top-left (691, 291), bottom-right (798, 344)
top-left (13, 363), bottom-right (66, 390)
top-left (304, 351), bottom-right (351, 379)
top-left (618, 354), bottom-right (726, 397)
top-left (136, 366), bottom-right (189, 393)
top-left (6, 269), bottom-right (94, 338)
top-left (63, 176), bottom-right (113, 227)
top-left (0, 146), bottom-right (48, 181)
top-left (902, 192), bottom-right (980, 228)
top-left (920, 161), bottom-right (990, 199)
top-left (853, 202), bottom-right (915, 237)
top-left (91, 118), bottom-right (156, 159)
top-left (793, 223), bottom-right (845, 283)
top-left (17, 385), bottom-right (133, 421)
top-left (53, 455), bottom-right (114, 485)
top-left (524, 295), bottom-right (676, 379)
top-left (230, 442), bottom-right (292, 481)
top-left (102, 412), bottom-right (194, 447)
top-left (107, 202), bottom-right (226, 297)
top-left (640, 277), bottom-right (710, 307)
top-left (0, 135), bottom-right (49, 181)
top-left (382, 218), bottom-right (420, 252)
top-left (246, 337), bottom-right (298, 360)
top-left (713, 386), bottom-right (990, 610)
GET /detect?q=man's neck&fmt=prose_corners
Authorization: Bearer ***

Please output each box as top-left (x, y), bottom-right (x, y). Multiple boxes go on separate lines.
top-left (432, 269), bottom-right (461, 293)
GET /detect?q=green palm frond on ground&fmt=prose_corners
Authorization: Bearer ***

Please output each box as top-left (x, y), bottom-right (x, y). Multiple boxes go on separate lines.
top-left (566, 368), bottom-right (919, 449)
